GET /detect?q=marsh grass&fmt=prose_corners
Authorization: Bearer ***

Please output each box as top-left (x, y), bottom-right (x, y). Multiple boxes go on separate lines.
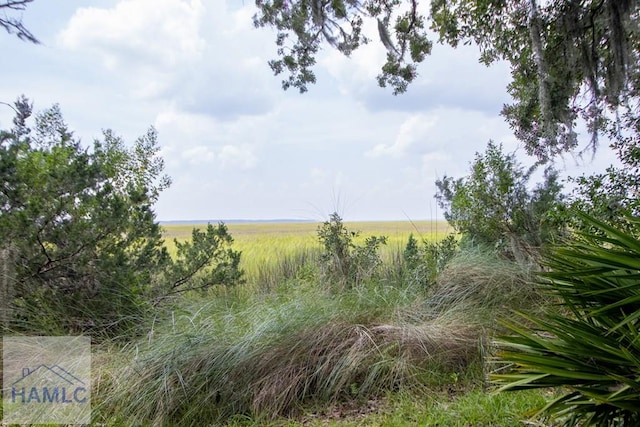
top-left (161, 221), bottom-right (453, 281)
top-left (93, 238), bottom-right (544, 426)
top-left (253, 247), bottom-right (321, 292)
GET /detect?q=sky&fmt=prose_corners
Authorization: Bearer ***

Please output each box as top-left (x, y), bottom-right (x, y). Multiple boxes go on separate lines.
top-left (0, 0), bottom-right (618, 222)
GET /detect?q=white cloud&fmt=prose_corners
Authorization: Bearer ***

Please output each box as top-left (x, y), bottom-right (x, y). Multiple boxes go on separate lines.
top-left (57, 0), bottom-right (277, 117)
top-left (57, 0), bottom-right (206, 102)
top-left (320, 26), bottom-right (512, 115)
top-left (319, 18), bottom-right (386, 94)
top-left (58, 0), bottom-right (205, 69)
top-left (182, 145), bottom-right (216, 165)
top-left (367, 114), bottom-right (438, 158)
top-left (154, 110), bottom-right (261, 171)
top-left (219, 144), bottom-right (258, 170)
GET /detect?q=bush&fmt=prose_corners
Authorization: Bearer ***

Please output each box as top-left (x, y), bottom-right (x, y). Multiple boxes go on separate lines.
top-left (402, 233), bottom-right (459, 288)
top-left (435, 141), bottom-right (565, 260)
top-left (0, 98), bottom-right (243, 338)
top-left (317, 212), bottom-right (387, 287)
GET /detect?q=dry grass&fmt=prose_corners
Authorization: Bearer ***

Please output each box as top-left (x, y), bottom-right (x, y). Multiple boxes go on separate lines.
top-left (95, 278), bottom-right (485, 426)
top-left (244, 319), bottom-right (479, 418)
top-left (429, 247), bottom-right (539, 316)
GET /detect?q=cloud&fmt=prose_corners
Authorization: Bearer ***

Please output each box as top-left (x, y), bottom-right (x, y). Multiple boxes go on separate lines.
top-left (154, 110), bottom-right (260, 171)
top-left (166, 57), bottom-right (276, 119)
top-left (169, 141), bottom-right (256, 170)
top-left (319, 26), bottom-right (512, 115)
top-left (182, 145), bottom-right (216, 165)
top-left (11, 0), bottom-right (545, 222)
top-left (319, 18), bottom-right (387, 94)
top-left (57, 0), bottom-right (278, 118)
top-left (367, 114), bottom-right (437, 158)
top-left (161, 2), bottom-right (281, 119)
top-left (58, 0), bottom-right (205, 70)
top-left (219, 144), bottom-right (258, 170)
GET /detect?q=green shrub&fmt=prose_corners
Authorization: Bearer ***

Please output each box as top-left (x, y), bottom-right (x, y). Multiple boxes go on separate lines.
top-left (435, 141), bottom-right (565, 260)
top-left (317, 213), bottom-right (387, 288)
top-left (401, 233), bottom-right (459, 289)
top-left (0, 98), bottom-right (243, 338)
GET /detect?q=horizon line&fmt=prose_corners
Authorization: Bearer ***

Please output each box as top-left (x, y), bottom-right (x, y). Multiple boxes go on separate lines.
top-left (158, 218), bottom-right (445, 224)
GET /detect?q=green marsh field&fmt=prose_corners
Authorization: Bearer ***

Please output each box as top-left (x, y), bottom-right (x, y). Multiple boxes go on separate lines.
top-left (162, 219), bottom-right (453, 246)
top-left (162, 220), bottom-right (453, 278)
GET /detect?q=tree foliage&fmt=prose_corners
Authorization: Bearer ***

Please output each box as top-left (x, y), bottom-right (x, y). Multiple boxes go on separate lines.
top-left (161, 223), bottom-right (244, 298)
top-left (0, 0), bottom-right (38, 43)
top-left (432, 0), bottom-right (639, 159)
top-left (254, 0), bottom-right (430, 94)
top-left (255, 0), bottom-right (640, 159)
top-left (435, 141), bottom-right (564, 259)
top-left (0, 97), bottom-right (243, 337)
top-left (569, 114), bottom-right (640, 232)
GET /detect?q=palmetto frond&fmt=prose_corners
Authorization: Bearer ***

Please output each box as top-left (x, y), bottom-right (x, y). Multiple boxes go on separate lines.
top-left (494, 212), bottom-right (640, 426)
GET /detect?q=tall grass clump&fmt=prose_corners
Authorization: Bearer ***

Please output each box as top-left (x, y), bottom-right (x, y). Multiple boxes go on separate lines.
top-left (254, 247), bottom-right (320, 292)
top-left (429, 246), bottom-right (540, 320)
top-left (96, 281), bottom-right (484, 425)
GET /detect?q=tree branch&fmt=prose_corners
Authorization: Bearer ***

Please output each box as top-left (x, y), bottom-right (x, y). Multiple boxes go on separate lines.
top-left (0, 0), bottom-right (38, 43)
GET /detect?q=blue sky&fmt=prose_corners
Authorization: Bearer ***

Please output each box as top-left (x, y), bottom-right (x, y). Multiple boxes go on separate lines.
top-left (0, 0), bottom-right (616, 221)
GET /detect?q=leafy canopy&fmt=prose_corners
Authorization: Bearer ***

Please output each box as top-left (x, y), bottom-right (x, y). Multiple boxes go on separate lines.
top-left (255, 0), bottom-right (640, 159)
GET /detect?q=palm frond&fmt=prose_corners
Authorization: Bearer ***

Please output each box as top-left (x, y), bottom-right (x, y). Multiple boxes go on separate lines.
top-left (494, 211), bottom-right (640, 426)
